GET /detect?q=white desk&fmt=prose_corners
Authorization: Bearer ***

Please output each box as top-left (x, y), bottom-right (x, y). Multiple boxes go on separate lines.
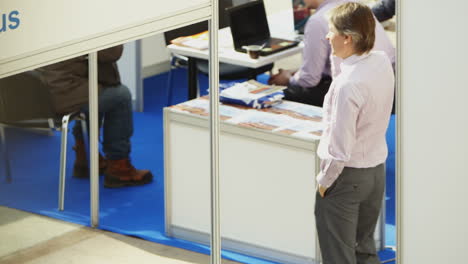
top-left (167, 28), bottom-right (303, 68)
top-left (167, 27), bottom-right (303, 99)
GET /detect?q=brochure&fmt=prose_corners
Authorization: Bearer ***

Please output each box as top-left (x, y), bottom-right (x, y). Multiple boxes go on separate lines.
top-left (170, 31), bottom-right (209, 50)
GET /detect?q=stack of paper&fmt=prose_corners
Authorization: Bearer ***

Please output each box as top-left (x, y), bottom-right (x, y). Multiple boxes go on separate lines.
top-left (220, 80), bottom-right (286, 109)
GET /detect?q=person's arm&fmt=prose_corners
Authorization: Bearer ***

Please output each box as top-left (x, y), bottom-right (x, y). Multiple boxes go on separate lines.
top-left (289, 18), bottom-right (330, 88)
top-left (317, 81), bottom-right (365, 192)
top-left (268, 69), bottom-right (294, 86)
top-left (371, 0), bottom-right (395, 22)
top-left (97, 45), bottom-right (124, 63)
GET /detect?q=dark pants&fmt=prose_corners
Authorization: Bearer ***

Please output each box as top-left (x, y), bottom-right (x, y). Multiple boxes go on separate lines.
top-left (73, 84), bottom-right (133, 160)
top-left (315, 164), bottom-right (385, 264)
top-left (284, 76), bottom-right (332, 107)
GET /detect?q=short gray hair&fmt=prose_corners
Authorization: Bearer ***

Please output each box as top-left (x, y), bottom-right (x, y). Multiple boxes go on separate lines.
top-left (327, 2), bottom-right (376, 54)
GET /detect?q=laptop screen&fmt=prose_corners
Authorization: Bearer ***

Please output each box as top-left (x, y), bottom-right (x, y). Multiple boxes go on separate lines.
top-left (228, 0), bottom-right (270, 49)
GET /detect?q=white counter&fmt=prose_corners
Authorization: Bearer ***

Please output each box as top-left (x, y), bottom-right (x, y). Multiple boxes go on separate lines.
top-left (164, 98), bottom-right (383, 264)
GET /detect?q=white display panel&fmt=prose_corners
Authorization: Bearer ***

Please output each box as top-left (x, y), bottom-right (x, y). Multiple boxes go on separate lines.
top-left (398, 0), bottom-right (468, 263)
top-left (164, 110), bottom-right (320, 264)
top-left (0, 0), bottom-right (210, 78)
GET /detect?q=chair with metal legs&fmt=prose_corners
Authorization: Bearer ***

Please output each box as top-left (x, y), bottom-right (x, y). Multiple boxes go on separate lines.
top-left (57, 112), bottom-right (88, 211)
top-left (0, 70), bottom-right (87, 211)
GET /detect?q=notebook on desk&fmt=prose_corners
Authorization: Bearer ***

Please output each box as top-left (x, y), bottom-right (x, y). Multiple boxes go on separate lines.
top-left (227, 0), bottom-right (299, 56)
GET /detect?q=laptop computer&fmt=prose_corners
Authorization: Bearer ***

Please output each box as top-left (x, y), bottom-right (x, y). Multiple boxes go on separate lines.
top-left (227, 0), bottom-right (299, 56)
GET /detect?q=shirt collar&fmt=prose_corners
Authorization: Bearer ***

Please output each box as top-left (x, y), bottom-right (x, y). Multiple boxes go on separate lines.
top-left (342, 52), bottom-right (370, 67)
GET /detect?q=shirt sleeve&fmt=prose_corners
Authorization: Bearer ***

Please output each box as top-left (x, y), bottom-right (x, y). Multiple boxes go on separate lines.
top-left (316, 81), bottom-right (365, 187)
top-left (289, 18), bottom-right (329, 88)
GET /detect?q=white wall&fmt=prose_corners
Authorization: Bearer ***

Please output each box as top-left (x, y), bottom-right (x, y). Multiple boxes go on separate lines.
top-left (0, 0), bottom-right (208, 62)
top-left (0, 0), bottom-right (212, 78)
top-left (399, 0), bottom-right (468, 263)
top-left (141, 35), bottom-right (171, 78)
top-left (117, 42), bottom-right (139, 101)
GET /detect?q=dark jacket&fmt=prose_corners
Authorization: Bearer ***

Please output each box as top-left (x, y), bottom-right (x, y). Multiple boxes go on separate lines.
top-left (372, 0), bottom-right (395, 22)
top-left (37, 45), bottom-right (123, 114)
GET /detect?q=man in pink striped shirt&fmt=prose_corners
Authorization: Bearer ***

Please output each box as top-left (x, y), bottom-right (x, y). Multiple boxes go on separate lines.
top-left (314, 3), bottom-right (394, 263)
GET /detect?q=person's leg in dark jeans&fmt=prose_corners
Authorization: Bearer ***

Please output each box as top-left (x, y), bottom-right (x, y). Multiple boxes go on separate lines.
top-left (284, 76), bottom-right (332, 107)
top-left (98, 84), bottom-right (133, 160)
top-left (72, 84), bottom-right (152, 187)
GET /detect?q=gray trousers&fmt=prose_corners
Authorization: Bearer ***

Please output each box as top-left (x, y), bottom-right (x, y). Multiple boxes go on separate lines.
top-left (315, 163), bottom-right (385, 264)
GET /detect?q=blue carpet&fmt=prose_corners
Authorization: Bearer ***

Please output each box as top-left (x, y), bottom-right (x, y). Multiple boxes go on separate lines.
top-left (0, 69), bottom-right (396, 264)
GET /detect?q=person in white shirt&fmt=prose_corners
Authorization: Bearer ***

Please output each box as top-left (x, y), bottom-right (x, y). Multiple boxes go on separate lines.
top-left (314, 2), bottom-right (394, 264)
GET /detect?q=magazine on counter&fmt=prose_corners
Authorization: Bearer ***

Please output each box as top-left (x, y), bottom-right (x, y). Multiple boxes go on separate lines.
top-left (171, 97), bottom-right (247, 120)
top-left (220, 80), bottom-right (286, 109)
top-left (169, 96), bottom-right (324, 140)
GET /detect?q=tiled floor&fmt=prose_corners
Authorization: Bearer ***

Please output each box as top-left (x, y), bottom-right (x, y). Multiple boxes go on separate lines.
top-left (0, 206), bottom-right (240, 264)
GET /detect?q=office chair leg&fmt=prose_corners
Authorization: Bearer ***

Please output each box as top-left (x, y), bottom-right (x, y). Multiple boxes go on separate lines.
top-left (0, 126), bottom-right (12, 183)
top-left (166, 66), bottom-right (175, 106)
top-left (58, 114), bottom-right (72, 211)
top-left (47, 118), bottom-right (56, 136)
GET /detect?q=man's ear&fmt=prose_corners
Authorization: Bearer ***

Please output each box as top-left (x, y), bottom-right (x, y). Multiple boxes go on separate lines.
top-left (344, 35), bottom-right (353, 45)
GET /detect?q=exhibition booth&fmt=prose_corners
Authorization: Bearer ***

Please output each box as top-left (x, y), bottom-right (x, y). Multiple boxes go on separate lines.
top-left (0, 1), bottom-right (396, 263)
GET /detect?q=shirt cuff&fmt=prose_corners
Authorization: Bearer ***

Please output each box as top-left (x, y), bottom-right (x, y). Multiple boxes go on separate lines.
top-left (316, 171), bottom-right (336, 188)
top-left (289, 74), bottom-right (298, 87)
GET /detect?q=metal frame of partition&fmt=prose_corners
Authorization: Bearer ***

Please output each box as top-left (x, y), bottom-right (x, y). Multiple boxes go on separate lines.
top-left (208, 0), bottom-right (220, 263)
top-left (88, 53), bottom-right (100, 227)
top-left (396, 0), bottom-right (401, 262)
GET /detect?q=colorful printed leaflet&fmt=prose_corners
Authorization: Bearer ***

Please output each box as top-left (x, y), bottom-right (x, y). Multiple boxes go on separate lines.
top-left (267, 101), bottom-right (322, 122)
top-left (171, 98), bottom-right (246, 120)
top-left (170, 98), bottom-right (324, 139)
top-left (170, 31), bottom-right (209, 50)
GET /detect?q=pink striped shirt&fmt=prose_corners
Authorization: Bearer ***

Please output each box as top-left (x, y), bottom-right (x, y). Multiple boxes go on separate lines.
top-left (316, 51), bottom-right (394, 188)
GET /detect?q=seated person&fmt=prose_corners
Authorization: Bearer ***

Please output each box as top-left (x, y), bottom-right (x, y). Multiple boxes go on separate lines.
top-left (268, 0), bottom-right (395, 107)
top-left (37, 45), bottom-right (153, 188)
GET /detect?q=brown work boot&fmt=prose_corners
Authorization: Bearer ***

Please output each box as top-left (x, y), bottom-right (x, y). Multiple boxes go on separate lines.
top-left (104, 158), bottom-right (153, 188)
top-left (72, 140), bottom-right (107, 178)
